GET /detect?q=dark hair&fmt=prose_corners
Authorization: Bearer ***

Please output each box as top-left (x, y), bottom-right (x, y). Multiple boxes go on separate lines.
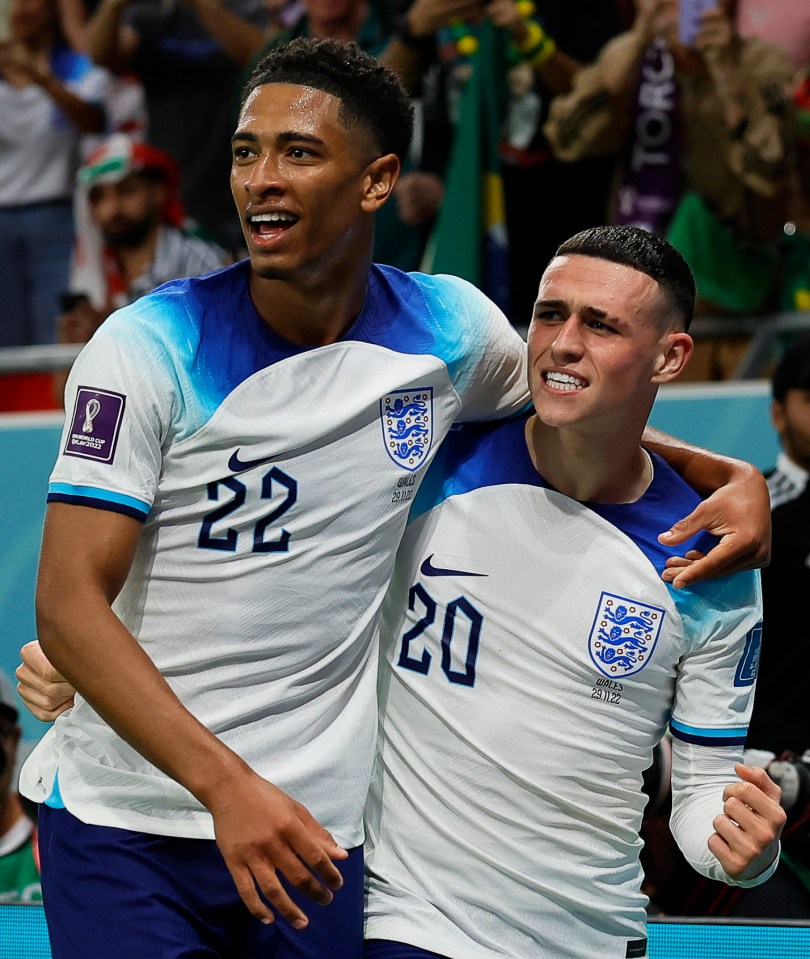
top-left (772, 336), bottom-right (810, 401)
top-left (241, 38), bottom-right (414, 163)
top-left (555, 225), bottom-right (696, 331)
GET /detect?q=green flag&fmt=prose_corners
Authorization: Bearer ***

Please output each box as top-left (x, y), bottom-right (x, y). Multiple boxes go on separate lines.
top-left (421, 21), bottom-right (510, 316)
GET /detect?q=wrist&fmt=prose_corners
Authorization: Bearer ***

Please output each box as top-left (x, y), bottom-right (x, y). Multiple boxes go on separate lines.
top-left (512, 19), bottom-right (556, 68)
top-left (33, 63), bottom-right (54, 86)
top-left (192, 752), bottom-right (255, 812)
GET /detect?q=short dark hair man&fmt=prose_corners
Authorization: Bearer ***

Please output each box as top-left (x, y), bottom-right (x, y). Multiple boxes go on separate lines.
top-left (61, 134), bottom-right (229, 344)
top-left (366, 226), bottom-right (783, 959)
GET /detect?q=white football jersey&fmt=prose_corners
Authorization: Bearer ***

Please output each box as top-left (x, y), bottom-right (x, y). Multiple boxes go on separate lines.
top-left (365, 415), bottom-right (762, 958)
top-left (20, 261), bottom-right (528, 846)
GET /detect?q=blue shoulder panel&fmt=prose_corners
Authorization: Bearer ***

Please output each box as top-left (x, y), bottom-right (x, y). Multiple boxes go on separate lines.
top-left (411, 414), bottom-right (545, 521)
top-left (411, 419), bottom-right (716, 576)
top-left (352, 266), bottom-right (495, 389)
top-left (101, 263), bottom-right (489, 442)
top-left (588, 454), bottom-right (717, 577)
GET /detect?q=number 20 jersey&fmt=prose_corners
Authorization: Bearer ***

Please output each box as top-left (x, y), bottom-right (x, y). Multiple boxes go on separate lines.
top-left (365, 414), bottom-right (762, 958)
top-left (20, 260), bottom-right (528, 847)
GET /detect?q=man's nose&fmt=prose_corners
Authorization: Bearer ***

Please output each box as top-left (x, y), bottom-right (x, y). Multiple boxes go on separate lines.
top-left (551, 317), bottom-right (584, 359)
top-left (242, 154), bottom-right (284, 196)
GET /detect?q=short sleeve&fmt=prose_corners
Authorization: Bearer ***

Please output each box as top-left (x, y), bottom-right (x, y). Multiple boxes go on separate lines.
top-left (435, 275), bottom-right (529, 423)
top-left (669, 571), bottom-right (763, 748)
top-left (48, 312), bottom-right (178, 521)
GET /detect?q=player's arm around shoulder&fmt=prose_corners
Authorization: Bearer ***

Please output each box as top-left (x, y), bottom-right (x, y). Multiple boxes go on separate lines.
top-left (644, 427), bottom-right (771, 587)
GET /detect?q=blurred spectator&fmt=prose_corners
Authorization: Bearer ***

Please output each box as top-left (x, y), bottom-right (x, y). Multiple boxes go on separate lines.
top-left (0, 670), bottom-right (40, 904)
top-left (86, 0), bottom-right (270, 251)
top-left (780, 67), bottom-right (810, 313)
top-left (0, 0), bottom-right (107, 347)
top-left (715, 337), bottom-right (810, 918)
top-left (383, 0), bottom-right (622, 323)
top-left (736, 0), bottom-right (810, 73)
top-left (747, 337), bottom-right (810, 758)
top-left (544, 0), bottom-right (796, 339)
top-left (53, 133), bottom-right (230, 403)
top-left (68, 133), bottom-right (229, 320)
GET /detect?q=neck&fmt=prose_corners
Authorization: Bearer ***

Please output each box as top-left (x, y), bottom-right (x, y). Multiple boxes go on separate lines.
top-left (248, 252), bottom-right (372, 347)
top-left (525, 414), bottom-right (652, 504)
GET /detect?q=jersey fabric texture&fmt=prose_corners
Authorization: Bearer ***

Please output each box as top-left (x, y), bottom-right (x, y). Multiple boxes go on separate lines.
top-left (364, 414), bottom-right (763, 959)
top-left (20, 260), bottom-right (528, 848)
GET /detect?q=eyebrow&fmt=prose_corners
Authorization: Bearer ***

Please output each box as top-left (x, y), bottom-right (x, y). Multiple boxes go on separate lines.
top-left (534, 299), bottom-right (620, 324)
top-left (231, 130), bottom-right (326, 148)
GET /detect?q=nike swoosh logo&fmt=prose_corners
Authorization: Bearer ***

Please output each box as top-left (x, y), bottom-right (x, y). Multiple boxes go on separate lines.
top-left (228, 449), bottom-right (275, 473)
top-left (420, 554), bottom-right (488, 578)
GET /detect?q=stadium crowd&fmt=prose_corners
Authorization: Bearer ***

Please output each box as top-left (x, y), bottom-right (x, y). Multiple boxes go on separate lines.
top-left (0, 0), bottom-right (808, 366)
top-left (3, 0), bottom-right (810, 934)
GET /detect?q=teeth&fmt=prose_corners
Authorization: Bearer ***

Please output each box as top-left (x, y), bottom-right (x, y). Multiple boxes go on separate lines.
top-left (545, 371), bottom-right (585, 391)
top-left (250, 212), bottom-right (296, 223)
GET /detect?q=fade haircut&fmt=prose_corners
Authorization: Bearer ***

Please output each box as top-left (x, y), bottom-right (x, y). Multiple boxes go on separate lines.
top-left (555, 225), bottom-right (696, 331)
top-left (241, 37), bottom-right (414, 164)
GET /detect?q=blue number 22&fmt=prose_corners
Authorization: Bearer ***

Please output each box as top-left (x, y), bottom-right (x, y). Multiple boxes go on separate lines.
top-left (198, 466), bottom-right (297, 553)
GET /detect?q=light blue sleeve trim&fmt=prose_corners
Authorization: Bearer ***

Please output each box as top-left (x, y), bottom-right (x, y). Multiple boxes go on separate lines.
top-left (48, 483), bottom-right (150, 517)
top-left (670, 718), bottom-right (748, 746)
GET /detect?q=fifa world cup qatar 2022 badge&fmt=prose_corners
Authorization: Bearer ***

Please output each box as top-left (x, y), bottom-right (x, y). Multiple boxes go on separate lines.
top-left (588, 592), bottom-right (666, 679)
top-left (64, 387), bottom-right (126, 464)
top-left (381, 388), bottom-right (433, 472)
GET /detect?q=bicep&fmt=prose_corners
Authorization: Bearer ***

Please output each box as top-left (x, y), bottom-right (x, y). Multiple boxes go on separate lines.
top-left (37, 502), bottom-right (143, 616)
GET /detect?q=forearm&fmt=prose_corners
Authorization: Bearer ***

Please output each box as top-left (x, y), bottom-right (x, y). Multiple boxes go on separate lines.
top-left (670, 740), bottom-right (780, 886)
top-left (88, 0), bottom-right (130, 71)
top-left (543, 34), bottom-right (639, 161)
top-left (36, 504), bottom-right (253, 812)
top-left (642, 425), bottom-right (750, 496)
top-left (35, 71), bottom-right (105, 132)
top-left (378, 36), bottom-right (426, 93)
top-left (184, 0), bottom-right (266, 68)
top-left (56, 0), bottom-right (90, 52)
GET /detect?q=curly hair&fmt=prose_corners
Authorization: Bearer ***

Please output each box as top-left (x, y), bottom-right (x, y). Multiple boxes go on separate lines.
top-left (241, 37), bottom-right (414, 163)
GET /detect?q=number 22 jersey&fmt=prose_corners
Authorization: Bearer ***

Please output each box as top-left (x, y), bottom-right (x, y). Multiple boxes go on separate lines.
top-left (20, 260), bottom-right (528, 847)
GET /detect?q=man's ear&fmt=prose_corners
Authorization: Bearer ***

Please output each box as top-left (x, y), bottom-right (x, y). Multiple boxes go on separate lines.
top-left (361, 154), bottom-right (400, 212)
top-left (652, 332), bottom-right (693, 384)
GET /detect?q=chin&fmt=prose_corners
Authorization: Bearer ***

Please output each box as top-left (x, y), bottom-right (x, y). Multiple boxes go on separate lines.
top-left (249, 258), bottom-right (295, 282)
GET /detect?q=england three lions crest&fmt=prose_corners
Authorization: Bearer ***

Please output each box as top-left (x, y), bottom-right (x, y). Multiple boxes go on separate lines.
top-left (381, 388), bottom-right (433, 472)
top-left (589, 592), bottom-right (665, 678)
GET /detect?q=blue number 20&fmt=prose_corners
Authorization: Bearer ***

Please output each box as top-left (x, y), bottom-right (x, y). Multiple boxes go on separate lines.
top-left (198, 467), bottom-right (297, 553)
top-left (397, 583), bottom-right (482, 687)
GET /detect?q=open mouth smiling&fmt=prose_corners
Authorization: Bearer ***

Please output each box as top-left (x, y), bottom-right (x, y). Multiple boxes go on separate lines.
top-left (544, 371), bottom-right (587, 392)
top-left (249, 211), bottom-right (299, 236)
